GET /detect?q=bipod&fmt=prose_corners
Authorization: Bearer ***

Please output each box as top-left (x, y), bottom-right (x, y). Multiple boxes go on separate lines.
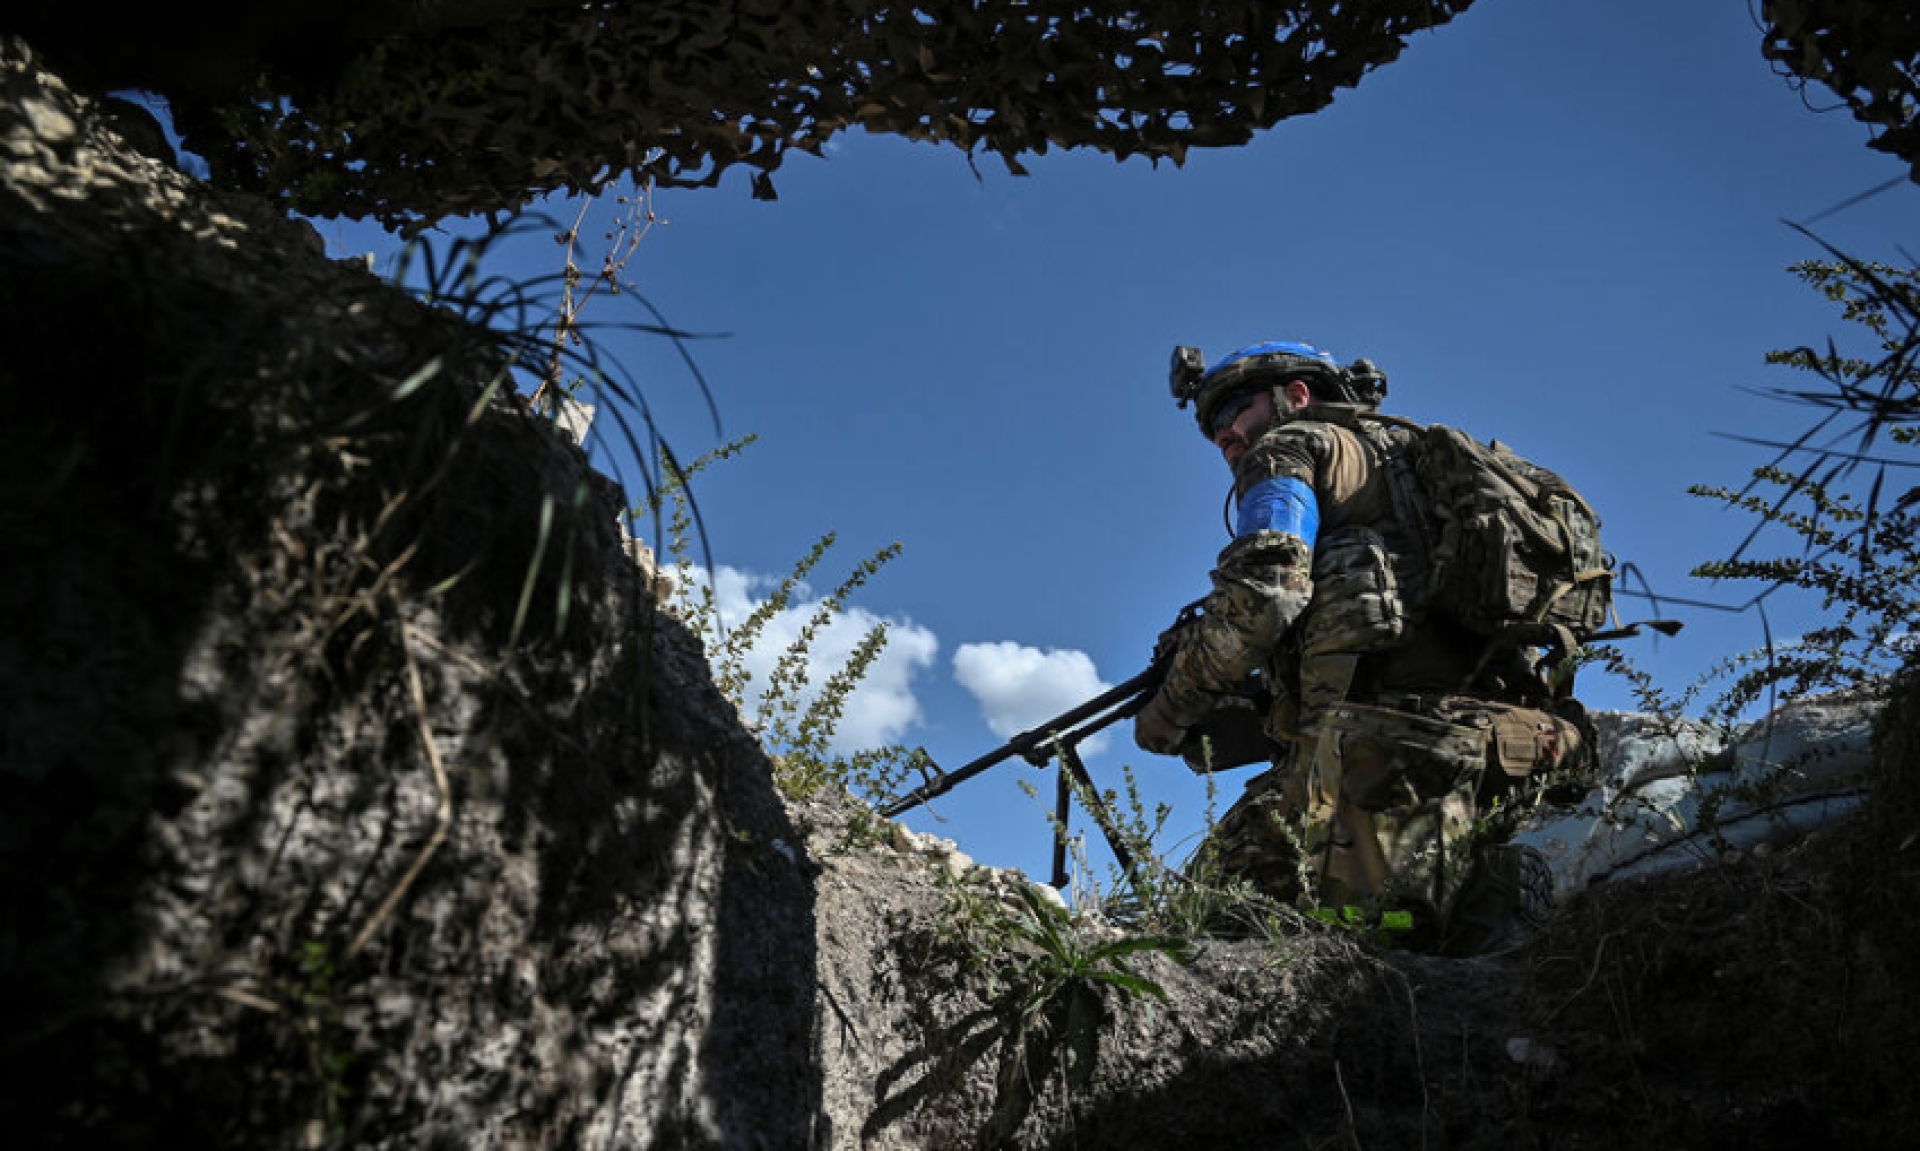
top-left (879, 666), bottom-right (1163, 892)
top-left (1029, 699), bottom-right (1146, 892)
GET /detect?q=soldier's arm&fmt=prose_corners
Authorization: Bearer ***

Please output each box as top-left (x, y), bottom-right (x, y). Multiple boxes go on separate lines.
top-left (1151, 434), bottom-right (1322, 729)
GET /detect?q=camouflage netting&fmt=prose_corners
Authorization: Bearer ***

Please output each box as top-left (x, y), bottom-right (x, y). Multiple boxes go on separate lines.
top-left (1762, 0), bottom-right (1920, 182)
top-left (149, 0), bottom-right (1477, 231)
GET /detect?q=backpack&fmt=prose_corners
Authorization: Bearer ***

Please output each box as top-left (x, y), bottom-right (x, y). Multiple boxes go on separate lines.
top-left (1402, 425), bottom-right (1614, 638)
top-left (1312, 407), bottom-right (1616, 641)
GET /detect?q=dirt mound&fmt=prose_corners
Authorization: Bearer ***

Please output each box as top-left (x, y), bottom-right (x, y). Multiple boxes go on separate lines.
top-left (2, 39), bottom-right (816, 1147)
top-left (1506, 812), bottom-right (1920, 1150)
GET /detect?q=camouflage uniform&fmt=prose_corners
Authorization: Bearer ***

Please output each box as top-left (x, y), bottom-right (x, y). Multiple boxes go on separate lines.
top-left (1147, 407), bottom-right (1588, 947)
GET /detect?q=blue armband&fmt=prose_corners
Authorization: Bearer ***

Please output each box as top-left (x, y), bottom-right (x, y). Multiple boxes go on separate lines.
top-left (1235, 475), bottom-right (1320, 543)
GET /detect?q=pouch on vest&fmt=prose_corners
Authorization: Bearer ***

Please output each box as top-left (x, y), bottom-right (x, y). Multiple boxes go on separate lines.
top-left (1300, 526), bottom-right (1407, 659)
top-left (1485, 705), bottom-right (1586, 778)
top-left (1297, 527), bottom-right (1408, 713)
top-left (1311, 702), bottom-right (1489, 816)
top-left (1422, 698), bottom-right (1586, 779)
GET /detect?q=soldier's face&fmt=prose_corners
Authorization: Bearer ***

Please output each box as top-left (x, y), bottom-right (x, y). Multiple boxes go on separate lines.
top-left (1212, 389), bottom-right (1275, 468)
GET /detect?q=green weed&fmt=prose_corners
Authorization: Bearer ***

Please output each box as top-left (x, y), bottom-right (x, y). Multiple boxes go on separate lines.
top-left (646, 436), bottom-right (923, 805)
top-left (938, 872), bottom-right (1194, 1141)
top-left (1306, 903), bottom-right (1417, 947)
top-left (1686, 255), bottom-right (1920, 713)
top-left (288, 940), bottom-right (354, 1140)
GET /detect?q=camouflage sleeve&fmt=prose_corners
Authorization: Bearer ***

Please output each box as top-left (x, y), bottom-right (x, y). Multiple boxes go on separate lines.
top-left (1153, 427), bottom-right (1325, 727)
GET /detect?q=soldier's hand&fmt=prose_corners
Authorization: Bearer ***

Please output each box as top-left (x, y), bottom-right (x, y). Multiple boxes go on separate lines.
top-left (1133, 692), bottom-right (1188, 756)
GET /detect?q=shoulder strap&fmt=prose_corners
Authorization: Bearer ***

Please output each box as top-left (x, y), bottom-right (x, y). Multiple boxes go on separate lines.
top-left (1347, 411), bottom-right (1440, 581)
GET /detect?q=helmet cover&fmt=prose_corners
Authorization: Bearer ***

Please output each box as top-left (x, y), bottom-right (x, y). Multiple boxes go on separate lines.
top-left (1191, 340), bottom-right (1343, 437)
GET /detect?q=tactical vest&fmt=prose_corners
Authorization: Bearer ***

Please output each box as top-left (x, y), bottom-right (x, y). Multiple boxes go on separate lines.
top-left (1194, 406), bottom-right (1615, 769)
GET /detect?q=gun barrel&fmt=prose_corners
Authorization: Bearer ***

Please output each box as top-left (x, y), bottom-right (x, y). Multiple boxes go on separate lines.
top-left (877, 666), bottom-right (1161, 819)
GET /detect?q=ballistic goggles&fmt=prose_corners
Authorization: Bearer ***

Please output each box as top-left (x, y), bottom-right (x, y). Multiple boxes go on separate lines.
top-left (1205, 388), bottom-right (1261, 438)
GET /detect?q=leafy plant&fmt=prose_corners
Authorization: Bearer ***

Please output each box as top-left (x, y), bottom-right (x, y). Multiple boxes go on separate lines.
top-left (1687, 255), bottom-right (1920, 712)
top-left (1691, 464), bottom-right (1917, 710)
top-left (646, 436), bottom-right (924, 804)
top-left (1099, 769), bottom-right (1276, 936)
top-left (942, 877), bottom-right (1194, 1140)
top-left (287, 940), bottom-right (355, 1140)
top-left (1305, 901), bottom-right (1416, 946)
top-left (1016, 755), bottom-right (1311, 950)
top-left (1546, 256), bottom-right (1920, 860)
top-left (997, 883), bottom-right (1190, 1055)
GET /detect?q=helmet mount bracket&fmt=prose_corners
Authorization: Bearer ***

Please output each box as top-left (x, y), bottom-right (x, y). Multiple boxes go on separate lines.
top-left (1169, 345), bottom-right (1207, 409)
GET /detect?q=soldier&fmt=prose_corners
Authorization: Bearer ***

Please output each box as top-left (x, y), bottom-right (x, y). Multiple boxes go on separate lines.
top-left (1134, 340), bottom-right (1592, 953)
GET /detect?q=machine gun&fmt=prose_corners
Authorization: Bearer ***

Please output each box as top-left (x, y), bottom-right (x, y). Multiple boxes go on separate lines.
top-left (881, 666), bottom-right (1163, 889)
top-left (879, 600), bottom-right (1272, 889)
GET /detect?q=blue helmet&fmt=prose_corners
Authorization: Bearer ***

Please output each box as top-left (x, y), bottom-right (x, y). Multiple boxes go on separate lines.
top-left (1169, 340), bottom-right (1349, 437)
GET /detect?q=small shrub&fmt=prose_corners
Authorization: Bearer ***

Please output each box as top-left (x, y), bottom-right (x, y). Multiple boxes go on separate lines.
top-left (644, 436), bottom-right (923, 805)
top-left (1574, 255), bottom-right (1920, 852)
top-left (937, 874), bottom-right (1194, 1141)
top-left (1686, 255), bottom-right (1919, 713)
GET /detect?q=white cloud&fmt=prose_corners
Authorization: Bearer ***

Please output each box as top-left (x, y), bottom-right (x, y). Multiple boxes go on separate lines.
top-left (952, 641), bottom-right (1114, 757)
top-left (680, 564), bottom-right (938, 753)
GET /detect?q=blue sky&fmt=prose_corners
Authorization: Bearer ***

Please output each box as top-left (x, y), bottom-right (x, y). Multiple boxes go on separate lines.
top-left (308, 0), bottom-right (1917, 888)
